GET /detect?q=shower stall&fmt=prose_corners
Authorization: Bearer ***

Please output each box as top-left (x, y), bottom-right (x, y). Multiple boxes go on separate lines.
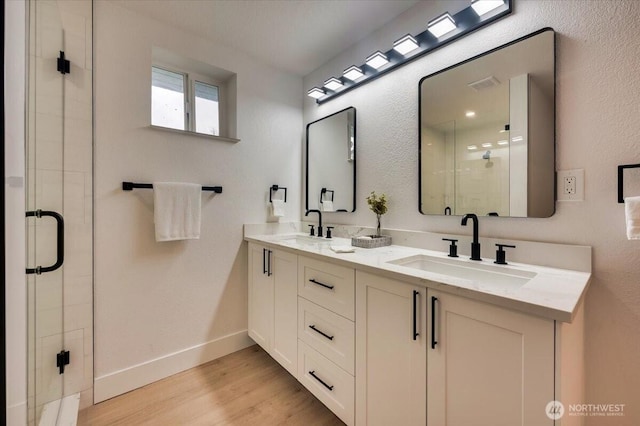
top-left (26, 0), bottom-right (93, 424)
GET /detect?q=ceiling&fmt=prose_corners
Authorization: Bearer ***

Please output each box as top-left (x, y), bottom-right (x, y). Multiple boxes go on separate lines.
top-left (113, 0), bottom-right (421, 76)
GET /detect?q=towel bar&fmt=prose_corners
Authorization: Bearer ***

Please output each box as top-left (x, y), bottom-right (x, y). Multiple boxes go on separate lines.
top-left (617, 164), bottom-right (640, 203)
top-left (122, 181), bottom-right (222, 193)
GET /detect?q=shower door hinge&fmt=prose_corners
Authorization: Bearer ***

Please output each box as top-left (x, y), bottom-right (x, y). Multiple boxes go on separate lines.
top-left (57, 51), bottom-right (70, 74)
top-left (56, 350), bottom-right (70, 375)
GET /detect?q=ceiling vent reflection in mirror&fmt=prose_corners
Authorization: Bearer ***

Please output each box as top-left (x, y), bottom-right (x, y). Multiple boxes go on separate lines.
top-left (307, 0), bottom-right (512, 104)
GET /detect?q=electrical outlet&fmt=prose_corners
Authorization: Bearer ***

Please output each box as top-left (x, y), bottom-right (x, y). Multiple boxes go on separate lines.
top-left (564, 176), bottom-right (576, 194)
top-left (557, 169), bottom-right (584, 201)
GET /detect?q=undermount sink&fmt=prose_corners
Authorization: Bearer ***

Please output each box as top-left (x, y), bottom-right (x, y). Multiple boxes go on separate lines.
top-left (387, 254), bottom-right (536, 287)
top-left (277, 234), bottom-right (333, 246)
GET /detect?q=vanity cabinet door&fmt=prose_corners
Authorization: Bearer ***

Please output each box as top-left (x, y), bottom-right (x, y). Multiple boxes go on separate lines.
top-left (248, 243), bottom-right (298, 375)
top-left (248, 243), bottom-right (273, 351)
top-left (427, 290), bottom-right (554, 426)
top-left (355, 271), bottom-right (426, 426)
top-left (271, 249), bottom-right (298, 376)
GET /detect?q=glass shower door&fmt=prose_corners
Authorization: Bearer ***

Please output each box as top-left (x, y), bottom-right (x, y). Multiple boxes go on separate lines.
top-left (26, 0), bottom-right (66, 423)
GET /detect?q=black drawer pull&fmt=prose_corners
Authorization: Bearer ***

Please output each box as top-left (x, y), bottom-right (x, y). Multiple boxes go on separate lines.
top-left (309, 370), bottom-right (334, 391)
top-left (431, 296), bottom-right (438, 349)
top-left (413, 290), bottom-right (419, 341)
top-left (309, 325), bottom-right (334, 341)
top-left (309, 278), bottom-right (334, 290)
top-left (262, 248), bottom-right (267, 274)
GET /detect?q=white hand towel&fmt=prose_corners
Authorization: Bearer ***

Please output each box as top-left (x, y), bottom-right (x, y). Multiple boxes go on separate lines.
top-left (153, 182), bottom-right (202, 242)
top-left (330, 245), bottom-right (355, 253)
top-left (271, 200), bottom-right (285, 217)
top-left (625, 196), bottom-right (640, 240)
top-left (322, 201), bottom-right (334, 212)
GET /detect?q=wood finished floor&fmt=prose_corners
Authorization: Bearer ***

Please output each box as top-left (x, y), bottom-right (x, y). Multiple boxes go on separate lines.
top-left (78, 345), bottom-right (344, 425)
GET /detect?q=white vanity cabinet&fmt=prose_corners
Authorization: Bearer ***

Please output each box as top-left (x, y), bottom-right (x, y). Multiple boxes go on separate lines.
top-left (355, 271), bottom-right (427, 426)
top-left (426, 289), bottom-right (555, 425)
top-left (245, 234), bottom-right (587, 426)
top-left (247, 242), bottom-right (298, 376)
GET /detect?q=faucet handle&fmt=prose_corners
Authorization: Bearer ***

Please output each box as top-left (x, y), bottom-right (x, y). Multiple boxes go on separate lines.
top-left (442, 238), bottom-right (459, 258)
top-left (494, 244), bottom-right (516, 265)
top-left (308, 224), bottom-right (315, 237)
top-left (326, 226), bottom-right (334, 239)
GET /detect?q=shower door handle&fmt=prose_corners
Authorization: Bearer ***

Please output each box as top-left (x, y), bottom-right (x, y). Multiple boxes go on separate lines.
top-left (26, 210), bottom-right (65, 275)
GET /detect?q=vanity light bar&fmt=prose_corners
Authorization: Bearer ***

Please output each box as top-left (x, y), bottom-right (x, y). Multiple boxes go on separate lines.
top-left (428, 13), bottom-right (457, 38)
top-left (366, 51), bottom-right (389, 69)
top-left (393, 34), bottom-right (419, 55)
top-left (309, 0), bottom-right (512, 104)
top-left (471, 0), bottom-right (506, 16)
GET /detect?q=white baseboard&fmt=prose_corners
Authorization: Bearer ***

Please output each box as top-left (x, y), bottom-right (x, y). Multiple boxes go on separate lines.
top-left (94, 330), bottom-right (253, 403)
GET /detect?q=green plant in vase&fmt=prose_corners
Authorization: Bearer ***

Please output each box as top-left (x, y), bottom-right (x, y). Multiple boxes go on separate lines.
top-left (366, 191), bottom-right (388, 237)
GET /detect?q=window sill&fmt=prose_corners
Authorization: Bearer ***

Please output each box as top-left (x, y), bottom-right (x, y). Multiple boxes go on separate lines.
top-left (149, 125), bottom-right (240, 143)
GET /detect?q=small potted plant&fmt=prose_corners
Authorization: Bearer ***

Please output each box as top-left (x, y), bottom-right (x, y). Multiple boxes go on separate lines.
top-left (352, 191), bottom-right (392, 248)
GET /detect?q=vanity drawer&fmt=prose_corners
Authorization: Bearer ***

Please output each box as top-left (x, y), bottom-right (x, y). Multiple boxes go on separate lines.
top-left (298, 340), bottom-right (355, 426)
top-left (298, 256), bottom-right (355, 320)
top-left (298, 297), bottom-right (355, 375)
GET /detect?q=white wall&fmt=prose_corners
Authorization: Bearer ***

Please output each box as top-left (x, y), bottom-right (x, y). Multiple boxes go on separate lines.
top-left (93, 2), bottom-right (302, 401)
top-left (304, 1), bottom-right (640, 424)
top-left (5, 2), bottom-right (27, 424)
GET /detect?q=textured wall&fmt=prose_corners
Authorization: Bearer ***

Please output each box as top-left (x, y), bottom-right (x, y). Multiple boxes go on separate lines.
top-left (94, 1), bottom-right (302, 392)
top-left (304, 1), bottom-right (640, 424)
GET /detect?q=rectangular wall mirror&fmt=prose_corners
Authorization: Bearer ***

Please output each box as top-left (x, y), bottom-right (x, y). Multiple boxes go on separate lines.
top-left (419, 28), bottom-right (555, 218)
top-left (306, 107), bottom-right (356, 212)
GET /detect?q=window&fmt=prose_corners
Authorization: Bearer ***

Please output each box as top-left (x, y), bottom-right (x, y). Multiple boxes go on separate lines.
top-left (151, 66), bottom-right (221, 136)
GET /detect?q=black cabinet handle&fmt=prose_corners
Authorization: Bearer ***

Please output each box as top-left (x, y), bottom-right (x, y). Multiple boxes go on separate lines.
top-left (431, 296), bottom-right (438, 349)
top-left (262, 248), bottom-right (267, 274)
top-left (309, 325), bottom-right (334, 341)
top-left (26, 210), bottom-right (64, 275)
top-left (309, 370), bottom-right (334, 391)
top-left (413, 290), bottom-right (420, 341)
top-left (309, 278), bottom-right (334, 290)
top-left (267, 250), bottom-right (272, 276)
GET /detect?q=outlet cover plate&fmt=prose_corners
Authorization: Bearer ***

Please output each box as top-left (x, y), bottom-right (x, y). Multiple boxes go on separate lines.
top-left (557, 169), bottom-right (584, 201)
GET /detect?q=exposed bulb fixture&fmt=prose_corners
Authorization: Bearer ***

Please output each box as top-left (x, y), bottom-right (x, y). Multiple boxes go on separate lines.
top-left (343, 65), bottom-right (364, 81)
top-left (471, 0), bottom-right (505, 17)
top-left (466, 111), bottom-right (476, 118)
top-left (428, 13), bottom-right (457, 38)
top-left (393, 34), bottom-right (419, 55)
top-left (324, 77), bottom-right (343, 91)
top-left (366, 51), bottom-right (389, 69)
top-left (307, 87), bottom-right (325, 99)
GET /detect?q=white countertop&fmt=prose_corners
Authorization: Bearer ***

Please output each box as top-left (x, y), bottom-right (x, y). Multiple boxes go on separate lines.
top-left (245, 232), bottom-right (591, 323)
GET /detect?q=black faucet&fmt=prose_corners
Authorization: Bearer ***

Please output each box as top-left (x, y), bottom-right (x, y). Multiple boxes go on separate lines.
top-left (461, 213), bottom-right (481, 261)
top-left (305, 209), bottom-right (323, 237)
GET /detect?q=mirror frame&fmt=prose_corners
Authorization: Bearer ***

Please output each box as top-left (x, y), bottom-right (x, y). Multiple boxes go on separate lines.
top-left (418, 28), bottom-right (556, 217)
top-left (305, 107), bottom-right (357, 212)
